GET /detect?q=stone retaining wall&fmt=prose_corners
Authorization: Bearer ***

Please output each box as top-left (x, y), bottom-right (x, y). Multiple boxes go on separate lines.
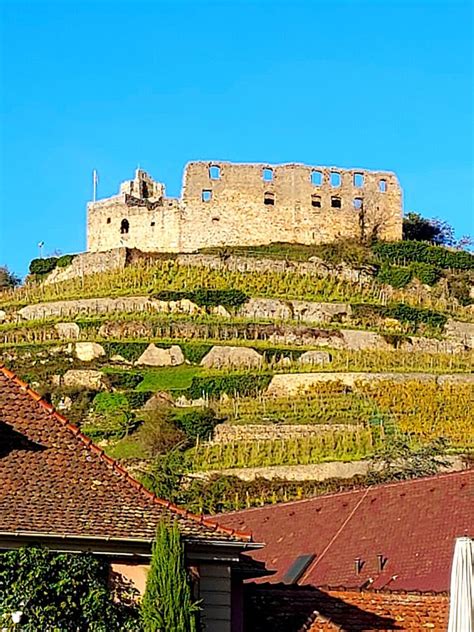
top-left (266, 371), bottom-right (474, 396)
top-left (194, 455), bottom-right (465, 482)
top-left (211, 423), bottom-right (357, 443)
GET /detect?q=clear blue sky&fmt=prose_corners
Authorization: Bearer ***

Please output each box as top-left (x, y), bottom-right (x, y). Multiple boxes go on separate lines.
top-left (1, 0), bottom-right (473, 276)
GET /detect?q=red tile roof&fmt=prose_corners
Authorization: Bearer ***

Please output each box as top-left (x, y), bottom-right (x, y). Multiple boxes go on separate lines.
top-left (244, 584), bottom-right (449, 631)
top-left (218, 470), bottom-right (473, 591)
top-left (0, 365), bottom-right (251, 544)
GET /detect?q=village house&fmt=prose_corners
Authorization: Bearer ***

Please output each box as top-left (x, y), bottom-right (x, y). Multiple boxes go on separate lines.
top-left (0, 365), bottom-right (262, 632)
top-left (218, 469), bottom-right (474, 631)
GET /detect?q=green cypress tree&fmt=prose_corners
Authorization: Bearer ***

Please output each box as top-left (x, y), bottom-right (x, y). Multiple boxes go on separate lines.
top-left (141, 520), bottom-right (199, 632)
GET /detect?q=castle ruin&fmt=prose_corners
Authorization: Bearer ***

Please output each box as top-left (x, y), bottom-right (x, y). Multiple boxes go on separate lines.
top-left (87, 161), bottom-right (403, 253)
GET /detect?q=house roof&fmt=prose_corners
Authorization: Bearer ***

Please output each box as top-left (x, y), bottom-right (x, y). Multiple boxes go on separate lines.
top-left (244, 584), bottom-right (449, 632)
top-left (0, 365), bottom-right (251, 545)
top-left (217, 470), bottom-right (473, 591)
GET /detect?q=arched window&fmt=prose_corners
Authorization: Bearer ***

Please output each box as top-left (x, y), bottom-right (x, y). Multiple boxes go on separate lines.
top-left (120, 219), bottom-right (130, 234)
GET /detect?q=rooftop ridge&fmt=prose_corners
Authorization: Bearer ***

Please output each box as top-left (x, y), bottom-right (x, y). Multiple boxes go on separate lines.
top-left (216, 467), bottom-right (472, 518)
top-left (0, 364), bottom-right (252, 542)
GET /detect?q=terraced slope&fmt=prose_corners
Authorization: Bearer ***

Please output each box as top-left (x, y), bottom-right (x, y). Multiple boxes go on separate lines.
top-left (1, 243), bottom-right (473, 513)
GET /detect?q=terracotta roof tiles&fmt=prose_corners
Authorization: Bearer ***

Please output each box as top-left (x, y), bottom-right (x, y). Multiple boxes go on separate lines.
top-left (218, 470), bottom-right (473, 591)
top-left (0, 366), bottom-right (251, 543)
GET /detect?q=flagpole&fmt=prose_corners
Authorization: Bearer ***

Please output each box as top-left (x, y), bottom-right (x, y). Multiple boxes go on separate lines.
top-left (93, 169), bottom-right (98, 202)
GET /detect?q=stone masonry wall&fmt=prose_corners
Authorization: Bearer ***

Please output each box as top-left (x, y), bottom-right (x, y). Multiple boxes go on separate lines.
top-left (87, 161), bottom-right (403, 252)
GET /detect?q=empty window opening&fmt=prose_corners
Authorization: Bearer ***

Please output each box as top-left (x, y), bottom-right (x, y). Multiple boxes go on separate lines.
top-left (106, 217), bottom-right (111, 224)
top-left (142, 181), bottom-right (150, 198)
top-left (209, 165), bottom-right (221, 180)
top-left (353, 197), bottom-right (363, 210)
top-left (150, 221), bottom-right (156, 227)
top-left (212, 217), bottom-right (220, 223)
top-left (311, 194), bottom-right (321, 208)
top-left (264, 192), bottom-right (275, 206)
top-left (311, 170), bottom-right (323, 186)
top-left (330, 172), bottom-right (341, 187)
top-left (263, 168), bottom-right (274, 182)
top-left (202, 189), bottom-right (212, 202)
top-left (353, 173), bottom-right (364, 187)
top-left (120, 219), bottom-right (129, 234)
top-left (379, 179), bottom-right (387, 192)
top-left (331, 197), bottom-right (342, 209)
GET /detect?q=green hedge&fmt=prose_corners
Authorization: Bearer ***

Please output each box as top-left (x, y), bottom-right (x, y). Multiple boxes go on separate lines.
top-left (179, 373), bottom-right (272, 399)
top-left (29, 254), bottom-right (76, 275)
top-left (351, 302), bottom-right (447, 330)
top-left (105, 371), bottom-right (144, 390)
top-left (376, 262), bottom-right (442, 288)
top-left (153, 288), bottom-right (248, 309)
top-left (373, 241), bottom-right (474, 270)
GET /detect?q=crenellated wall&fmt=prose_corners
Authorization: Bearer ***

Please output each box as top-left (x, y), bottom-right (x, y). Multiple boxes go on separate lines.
top-left (87, 161), bottom-right (403, 253)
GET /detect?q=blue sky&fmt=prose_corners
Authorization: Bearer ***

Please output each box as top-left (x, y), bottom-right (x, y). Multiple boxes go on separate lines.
top-left (0, 0), bottom-right (473, 276)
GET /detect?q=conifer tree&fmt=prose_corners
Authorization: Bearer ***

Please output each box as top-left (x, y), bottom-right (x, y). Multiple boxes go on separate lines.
top-left (141, 520), bottom-right (199, 632)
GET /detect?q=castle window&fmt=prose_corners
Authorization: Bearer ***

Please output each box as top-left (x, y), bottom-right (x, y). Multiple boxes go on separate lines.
top-left (209, 165), bottom-right (221, 180)
top-left (311, 170), bottom-right (322, 186)
top-left (212, 217), bottom-right (220, 223)
top-left (264, 192), bottom-right (275, 206)
top-left (311, 194), bottom-right (321, 208)
top-left (202, 189), bottom-right (212, 202)
top-left (142, 181), bottom-right (150, 198)
top-left (353, 173), bottom-right (364, 187)
top-left (330, 172), bottom-right (341, 187)
top-left (263, 168), bottom-right (273, 182)
top-left (120, 219), bottom-right (129, 234)
top-left (331, 197), bottom-right (342, 209)
top-left (150, 221), bottom-right (155, 227)
top-left (353, 197), bottom-right (363, 210)
top-left (379, 179), bottom-right (387, 192)
top-left (106, 217), bottom-right (111, 224)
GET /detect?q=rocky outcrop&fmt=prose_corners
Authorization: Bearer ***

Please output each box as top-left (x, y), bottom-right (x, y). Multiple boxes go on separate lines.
top-left (444, 319), bottom-right (474, 348)
top-left (298, 350), bottom-right (332, 366)
top-left (55, 322), bottom-right (81, 340)
top-left (135, 344), bottom-right (185, 367)
top-left (239, 298), bottom-right (293, 321)
top-left (143, 391), bottom-right (175, 410)
top-left (0, 310), bottom-right (6, 323)
top-left (238, 298), bottom-right (352, 324)
top-left (200, 345), bottom-right (263, 369)
top-left (62, 369), bottom-right (106, 390)
top-left (75, 342), bottom-right (106, 362)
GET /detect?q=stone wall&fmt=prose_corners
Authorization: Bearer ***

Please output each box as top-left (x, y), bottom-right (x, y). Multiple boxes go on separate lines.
top-left (266, 371), bottom-right (474, 397)
top-left (87, 161), bottom-right (403, 253)
top-left (212, 423), bottom-right (357, 443)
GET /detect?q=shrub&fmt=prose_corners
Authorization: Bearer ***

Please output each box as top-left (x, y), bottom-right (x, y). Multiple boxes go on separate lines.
top-left (174, 408), bottom-right (222, 441)
top-left (154, 288), bottom-right (248, 309)
top-left (0, 266), bottom-right (20, 289)
top-left (402, 212), bottom-right (455, 246)
top-left (385, 303), bottom-right (447, 329)
top-left (141, 522), bottom-right (199, 632)
top-left (28, 257), bottom-right (58, 276)
top-left (103, 342), bottom-right (149, 362)
top-left (373, 240), bottom-right (474, 270)
top-left (182, 373), bottom-right (272, 399)
top-left (56, 254), bottom-right (76, 268)
top-left (138, 410), bottom-right (186, 457)
top-left (376, 264), bottom-right (413, 288)
top-left (124, 390), bottom-right (153, 409)
top-left (105, 370), bottom-right (144, 390)
top-left (409, 262), bottom-right (441, 285)
top-left (0, 546), bottom-right (141, 630)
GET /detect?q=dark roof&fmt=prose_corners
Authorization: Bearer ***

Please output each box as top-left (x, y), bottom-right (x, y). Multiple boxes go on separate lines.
top-left (0, 366), bottom-right (251, 544)
top-left (217, 470), bottom-right (473, 591)
top-left (244, 584), bottom-right (449, 632)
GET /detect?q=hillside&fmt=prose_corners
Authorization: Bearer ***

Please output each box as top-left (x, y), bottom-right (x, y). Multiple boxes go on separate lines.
top-left (1, 240), bottom-right (473, 514)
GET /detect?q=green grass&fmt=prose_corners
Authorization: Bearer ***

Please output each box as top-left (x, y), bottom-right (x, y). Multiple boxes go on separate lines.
top-left (137, 366), bottom-right (203, 392)
top-left (107, 436), bottom-right (148, 460)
